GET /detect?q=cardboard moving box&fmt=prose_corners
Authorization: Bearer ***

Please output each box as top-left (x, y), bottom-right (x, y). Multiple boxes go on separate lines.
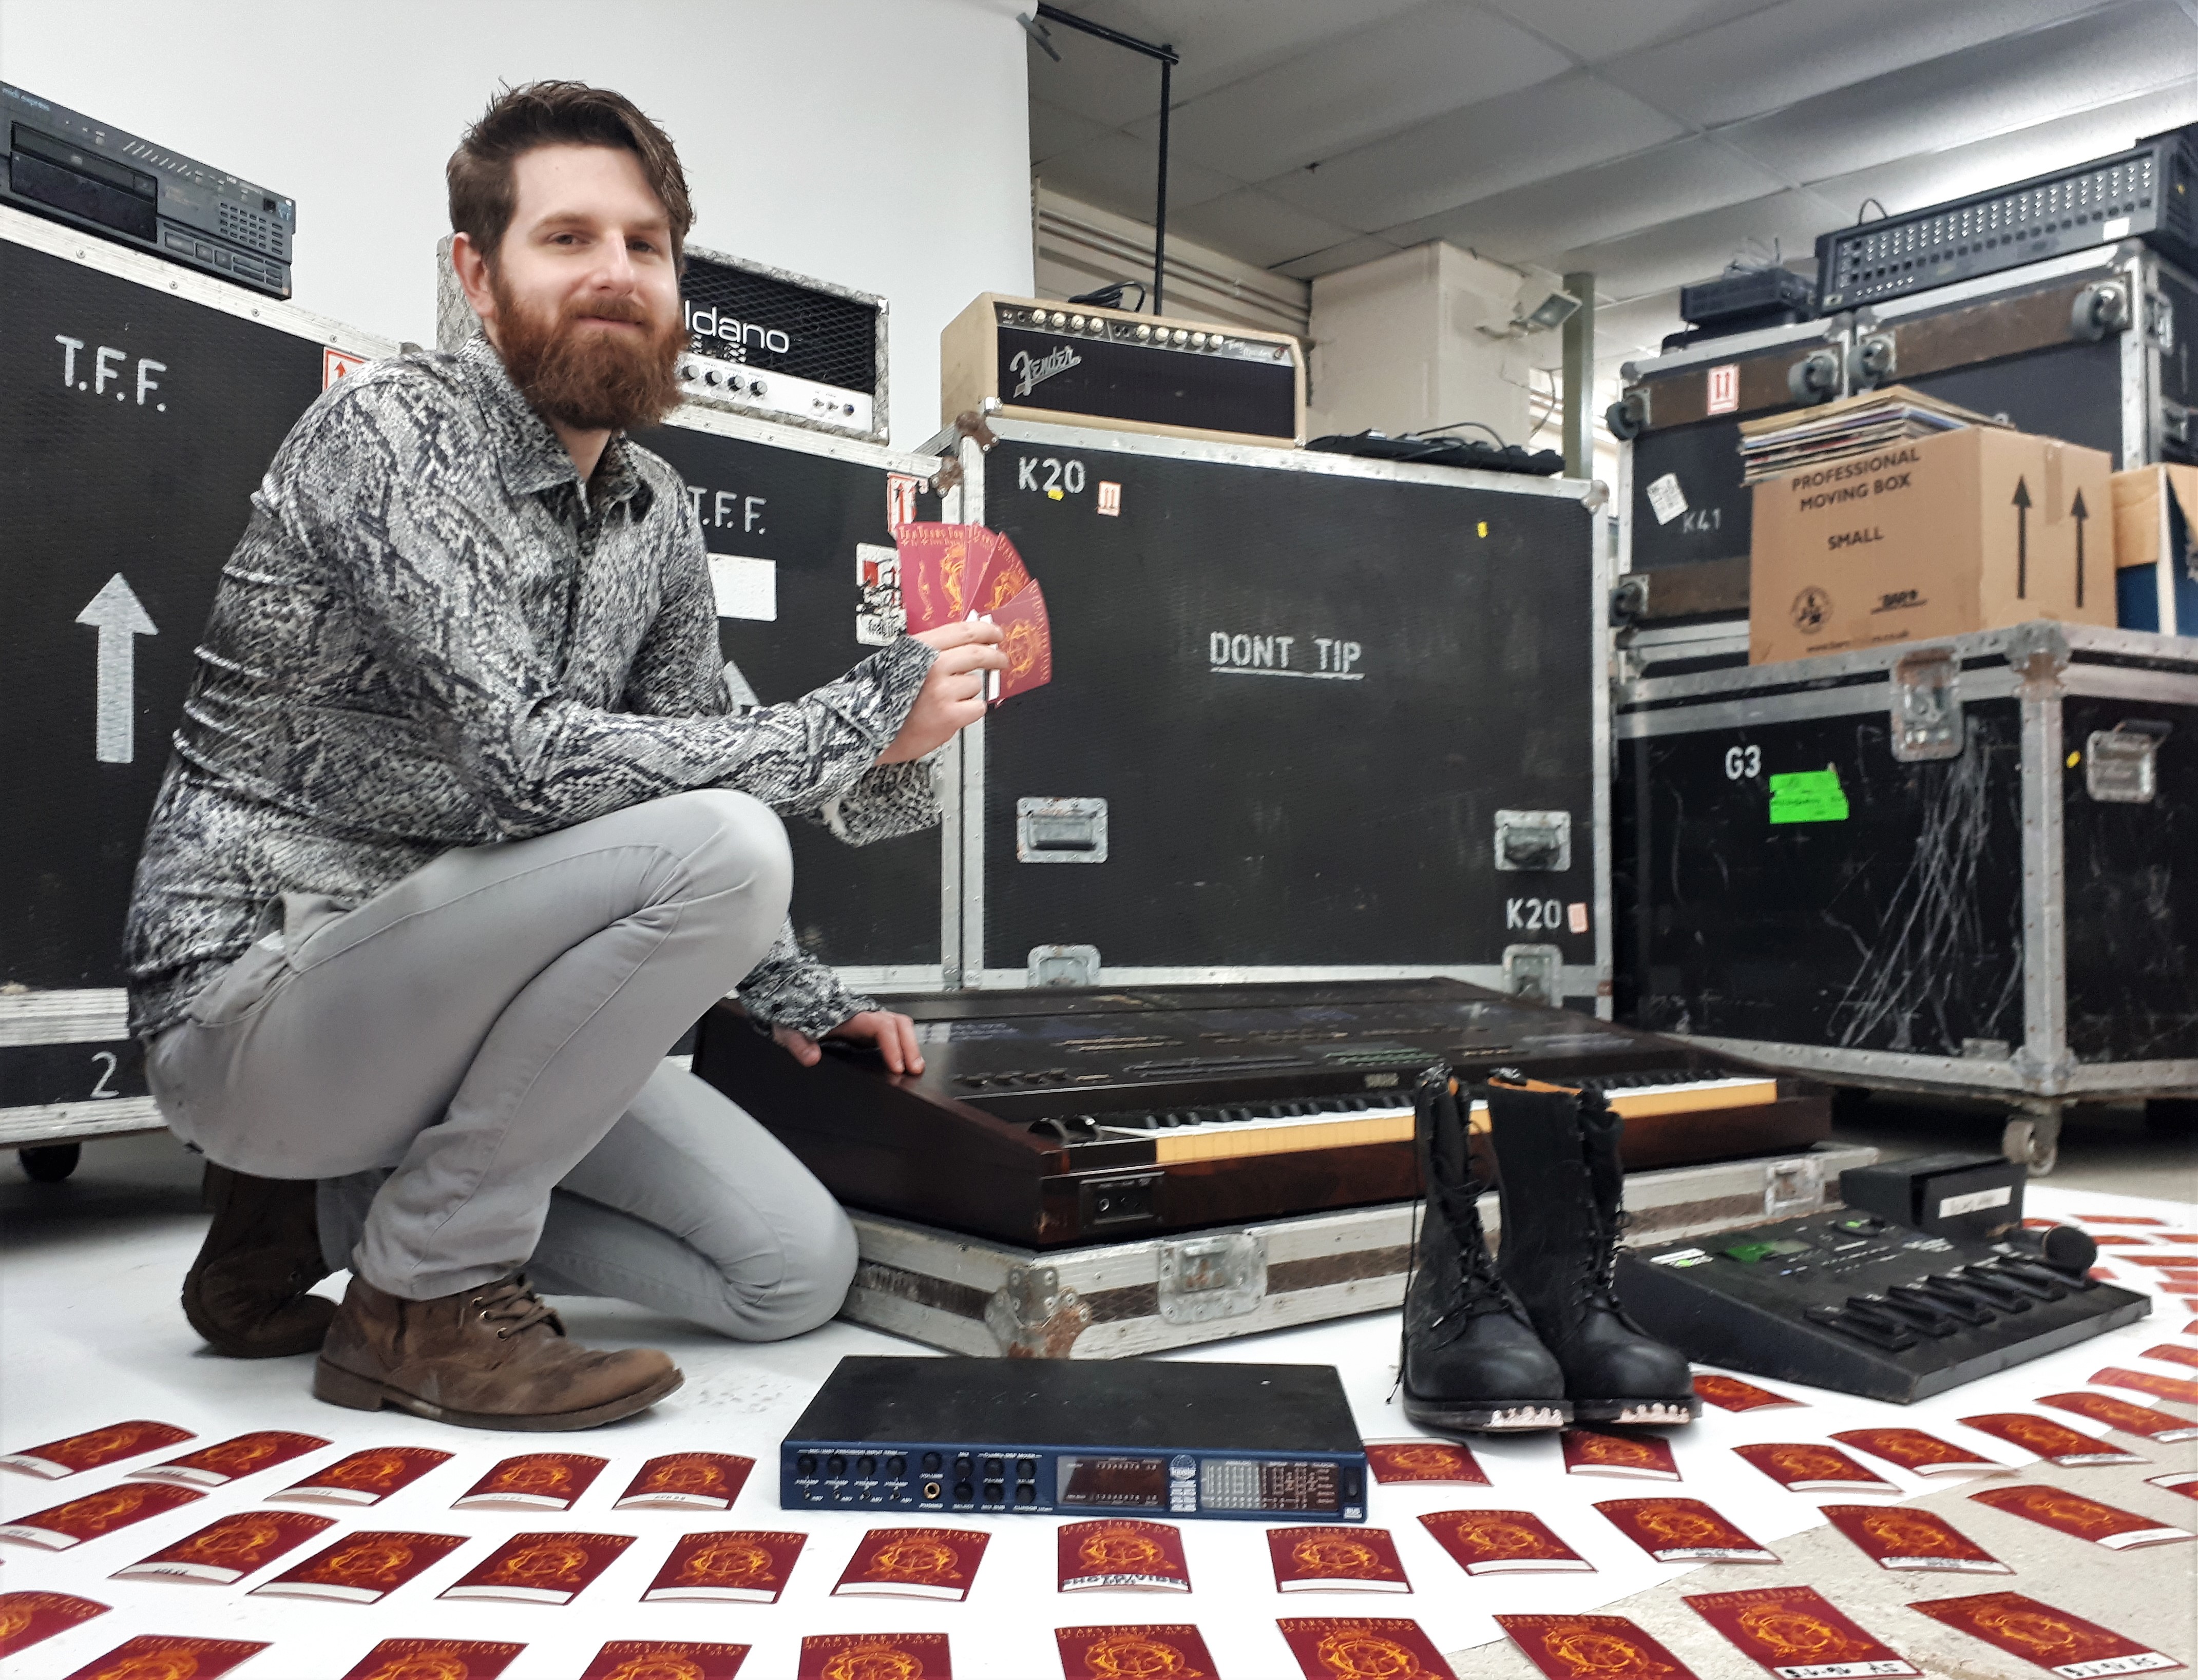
top-left (1748, 426), bottom-right (2114, 665)
top-left (2110, 463), bottom-right (2198, 636)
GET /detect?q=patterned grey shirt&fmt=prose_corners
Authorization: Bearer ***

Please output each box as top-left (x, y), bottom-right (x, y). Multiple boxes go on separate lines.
top-left (124, 334), bottom-right (938, 1040)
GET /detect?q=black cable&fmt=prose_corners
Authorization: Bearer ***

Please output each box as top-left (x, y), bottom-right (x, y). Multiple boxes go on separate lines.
top-left (1066, 280), bottom-right (1148, 312)
top-left (1423, 419), bottom-right (1509, 446)
top-left (1857, 196), bottom-right (1888, 222)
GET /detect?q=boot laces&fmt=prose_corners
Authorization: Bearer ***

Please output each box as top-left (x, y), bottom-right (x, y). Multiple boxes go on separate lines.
top-left (1420, 1178), bottom-right (1520, 1334)
top-left (1570, 1184), bottom-right (1632, 1308)
top-left (468, 1276), bottom-right (561, 1341)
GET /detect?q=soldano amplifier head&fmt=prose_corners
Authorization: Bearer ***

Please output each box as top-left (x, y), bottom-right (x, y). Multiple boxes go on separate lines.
top-left (941, 292), bottom-right (1305, 447)
top-left (675, 243), bottom-right (887, 442)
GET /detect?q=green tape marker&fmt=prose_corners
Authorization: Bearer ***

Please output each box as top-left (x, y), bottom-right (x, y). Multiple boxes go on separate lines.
top-left (1769, 766), bottom-right (1849, 824)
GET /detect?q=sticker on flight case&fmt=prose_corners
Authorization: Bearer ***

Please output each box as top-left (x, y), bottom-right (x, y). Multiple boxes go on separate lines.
top-left (1769, 766), bottom-right (1849, 825)
top-left (323, 347), bottom-right (368, 388)
top-left (1646, 473), bottom-right (1689, 525)
top-left (1706, 363), bottom-right (1741, 415)
top-left (1097, 481), bottom-right (1121, 516)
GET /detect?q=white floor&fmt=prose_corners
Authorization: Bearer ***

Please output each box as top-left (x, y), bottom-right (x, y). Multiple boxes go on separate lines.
top-left (2, 1158), bottom-right (2194, 1680)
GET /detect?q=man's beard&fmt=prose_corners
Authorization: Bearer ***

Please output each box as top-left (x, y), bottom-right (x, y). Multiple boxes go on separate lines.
top-left (489, 269), bottom-right (685, 435)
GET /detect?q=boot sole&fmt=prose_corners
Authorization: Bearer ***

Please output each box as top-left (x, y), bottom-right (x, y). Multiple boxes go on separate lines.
top-left (313, 1359), bottom-right (684, 1432)
top-left (1572, 1397), bottom-right (1702, 1425)
top-left (1402, 1392), bottom-right (1572, 1435)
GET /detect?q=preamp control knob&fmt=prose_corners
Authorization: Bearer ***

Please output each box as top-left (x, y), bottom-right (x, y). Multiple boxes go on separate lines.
top-left (725, 375), bottom-right (745, 394)
top-left (1049, 311), bottom-right (1067, 327)
top-left (1069, 314), bottom-right (1086, 331)
top-left (749, 378), bottom-right (768, 398)
top-left (702, 368), bottom-right (722, 387)
top-left (1172, 329), bottom-right (1190, 345)
top-left (1191, 332), bottom-right (1207, 347)
top-left (1134, 324), bottom-right (1152, 340)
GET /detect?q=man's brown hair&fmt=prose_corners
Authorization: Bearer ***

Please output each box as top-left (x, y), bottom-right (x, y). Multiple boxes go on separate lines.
top-left (448, 81), bottom-right (692, 264)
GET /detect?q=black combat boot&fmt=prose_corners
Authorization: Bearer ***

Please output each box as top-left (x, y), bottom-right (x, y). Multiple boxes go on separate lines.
top-left (182, 1164), bottom-right (337, 1358)
top-left (1488, 1084), bottom-right (1700, 1425)
top-left (1399, 1068), bottom-right (1570, 1435)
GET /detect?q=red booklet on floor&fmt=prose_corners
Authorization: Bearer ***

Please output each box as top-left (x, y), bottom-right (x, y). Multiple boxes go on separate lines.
top-left (1970, 1485), bottom-right (2195, 1550)
top-left (58, 1636), bottom-right (267, 1680)
top-left (0, 1480), bottom-right (203, 1550)
top-left (0, 1421), bottom-right (193, 1479)
top-left (1831, 1428), bottom-right (2001, 1475)
top-left (1909, 1591), bottom-right (2184, 1677)
top-left (438, 1532), bottom-right (634, 1604)
top-left (1820, 1504), bottom-right (2011, 1573)
top-left (1693, 1374), bottom-right (1803, 1413)
top-left (1363, 1440), bottom-right (1489, 1484)
top-left (1562, 1428), bottom-right (1680, 1480)
top-left (614, 1452), bottom-right (755, 1510)
top-left (272, 1445), bottom-right (453, 1504)
top-left (1595, 1498), bottom-right (1777, 1564)
top-left (1958, 1413), bottom-right (2147, 1467)
top-left (1731, 1442), bottom-right (1897, 1494)
top-left (643, 1531), bottom-right (806, 1602)
top-left (1686, 1585), bottom-right (1921, 1677)
top-left (1057, 1519), bottom-right (1191, 1592)
top-left (250, 1530), bottom-right (469, 1602)
top-left (2035, 1392), bottom-right (2198, 1443)
top-left (0, 1592), bottom-right (109, 1658)
top-left (336, 1641), bottom-right (525, 1680)
top-left (1057, 1627), bottom-right (1218, 1680)
top-left (129, 1431), bottom-right (329, 1488)
top-left (799, 1634), bottom-right (950, 1679)
top-left (452, 1452), bottom-right (607, 1510)
top-left (1419, 1509), bottom-right (1593, 1575)
top-left (1279, 1619), bottom-right (1457, 1680)
top-left (1497, 1615), bottom-right (1699, 1680)
top-left (111, 1510), bottom-right (334, 1585)
top-left (579, 1643), bottom-right (748, 1680)
top-left (1267, 1526), bottom-right (1411, 1592)
top-left (833, 1527), bottom-right (989, 1600)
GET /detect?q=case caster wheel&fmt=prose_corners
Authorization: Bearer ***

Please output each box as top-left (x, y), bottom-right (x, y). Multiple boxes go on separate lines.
top-left (2002, 1108), bottom-right (2061, 1176)
top-left (18, 1143), bottom-right (82, 1183)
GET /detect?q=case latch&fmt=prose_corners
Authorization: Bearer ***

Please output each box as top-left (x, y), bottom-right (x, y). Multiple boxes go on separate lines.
top-left (1890, 648), bottom-right (1962, 761)
top-left (1494, 809), bottom-right (1573, 872)
top-left (1764, 1155), bottom-right (1824, 1219)
top-left (983, 1263), bottom-right (1092, 1358)
top-left (2085, 720), bottom-right (2170, 804)
top-left (1156, 1232), bottom-right (1267, 1325)
top-left (1502, 943), bottom-right (1564, 1007)
top-left (1018, 797), bottom-right (1108, 862)
top-left (1027, 944), bottom-right (1101, 986)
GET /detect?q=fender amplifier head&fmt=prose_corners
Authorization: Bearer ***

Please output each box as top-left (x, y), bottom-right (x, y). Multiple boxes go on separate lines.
top-left (675, 244), bottom-right (886, 442)
top-left (942, 292), bottom-right (1305, 448)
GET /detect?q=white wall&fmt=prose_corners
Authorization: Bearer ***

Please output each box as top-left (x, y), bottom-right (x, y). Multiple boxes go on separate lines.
top-left (0, 0), bottom-right (1032, 447)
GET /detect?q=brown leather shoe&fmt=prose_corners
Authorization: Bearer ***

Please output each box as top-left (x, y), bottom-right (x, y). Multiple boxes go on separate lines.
top-left (313, 1272), bottom-right (682, 1431)
top-left (182, 1164), bottom-right (337, 1358)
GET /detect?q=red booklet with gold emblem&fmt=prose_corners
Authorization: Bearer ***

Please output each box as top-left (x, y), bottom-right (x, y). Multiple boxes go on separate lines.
top-left (0, 1420), bottom-right (194, 1480)
top-left (1970, 1485), bottom-right (2195, 1550)
top-left (1363, 1440), bottom-right (1489, 1485)
top-left (2148, 1471), bottom-right (2198, 1499)
top-left (1562, 1428), bottom-right (1680, 1480)
top-left (452, 1452), bottom-right (607, 1510)
top-left (129, 1431), bottom-right (330, 1488)
top-left (1279, 1618), bottom-right (1457, 1680)
top-left (1056, 1626), bottom-right (1218, 1679)
top-left (1418, 1510), bottom-right (1593, 1576)
top-left (1694, 1375), bottom-right (1803, 1413)
top-left (111, 1510), bottom-right (334, 1584)
top-left (1909, 1591), bottom-right (2184, 1677)
top-left (438, 1531), bottom-right (635, 1604)
top-left (1731, 1443), bottom-right (1897, 1494)
top-left (1820, 1504), bottom-right (2011, 1573)
top-left (1830, 1428), bottom-right (2002, 1476)
top-left (614, 1452), bottom-right (755, 1510)
top-left (336, 1640), bottom-right (526, 1680)
top-left (250, 1530), bottom-right (470, 1602)
top-left (1958, 1413), bottom-right (2147, 1467)
top-left (2142, 1343), bottom-right (2198, 1370)
top-left (1686, 1586), bottom-right (1920, 1677)
top-left (2036, 1392), bottom-right (2198, 1443)
top-left (893, 523), bottom-right (989, 631)
top-left (2093, 1366), bottom-right (2198, 1405)
top-left (1495, 1614), bottom-right (1699, 1680)
top-left (0, 1479), bottom-right (203, 1549)
top-left (799, 1634), bottom-right (951, 1679)
top-left (1267, 1526), bottom-right (1411, 1592)
top-left (271, 1444), bottom-right (454, 1504)
top-left (643, 1530), bottom-right (806, 1602)
top-left (580, 1643), bottom-right (749, 1680)
top-left (833, 1526), bottom-right (990, 1600)
top-left (0, 1592), bottom-right (109, 1658)
top-left (983, 580), bottom-right (1054, 705)
top-left (1057, 1519), bottom-right (1191, 1592)
top-left (58, 1635), bottom-right (268, 1680)
top-left (1595, 1498), bottom-right (1777, 1563)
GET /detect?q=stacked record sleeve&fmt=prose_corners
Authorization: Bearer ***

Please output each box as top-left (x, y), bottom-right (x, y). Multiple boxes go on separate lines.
top-left (1737, 384), bottom-right (2008, 485)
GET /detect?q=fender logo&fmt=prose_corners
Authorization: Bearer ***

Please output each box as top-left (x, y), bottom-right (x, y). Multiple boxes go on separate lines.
top-left (1009, 344), bottom-right (1081, 398)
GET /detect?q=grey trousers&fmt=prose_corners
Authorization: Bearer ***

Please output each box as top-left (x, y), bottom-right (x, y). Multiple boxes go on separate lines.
top-left (146, 789), bottom-right (859, 1340)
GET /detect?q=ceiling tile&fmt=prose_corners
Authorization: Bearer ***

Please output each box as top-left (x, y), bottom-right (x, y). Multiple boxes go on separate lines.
top-left (1721, 2), bottom-right (2198, 186)
top-left (1035, 129), bottom-right (1248, 223)
top-left (1600, 0), bottom-right (2120, 128)
top-left (1029, 98), bottom-right (1111, 165)
top-left (1806, 80), bottom-right (2198, 224)
top-left (1478, 0), bottom-right (1787, 63)
top-left (1024, 0), bottom-right (1427, 127)
top-left (1384, 136), bottom-right (1788, 266)
top-left (1542, 188), bottom-right (1837, 303)
top-left (1258, 72), bottom-right (1685, 234)
top-left (1273, 233), bottom-right (1410, 281)
top-left (1140, 5), bottom-right (1571, 180)
top-left (1593, 292), bottom-right (1697, 368)
top-left (1165, 187), bottom-right (1368, 270)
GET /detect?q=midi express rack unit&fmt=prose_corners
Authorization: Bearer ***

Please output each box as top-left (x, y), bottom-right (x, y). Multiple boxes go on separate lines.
top-left (781, 1358), bottom-right (1368, 1523)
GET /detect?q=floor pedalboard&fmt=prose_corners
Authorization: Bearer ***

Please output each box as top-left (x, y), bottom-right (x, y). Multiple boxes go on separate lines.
top-left (1618, 1209), bottom-right (2150, 1402)
top-left (781, 1357), bottom-right (1367, 1522)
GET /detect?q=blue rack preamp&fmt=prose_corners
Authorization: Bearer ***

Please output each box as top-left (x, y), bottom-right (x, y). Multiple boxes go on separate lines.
top-left (782, 1357), bottom-right (1368, 1522)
